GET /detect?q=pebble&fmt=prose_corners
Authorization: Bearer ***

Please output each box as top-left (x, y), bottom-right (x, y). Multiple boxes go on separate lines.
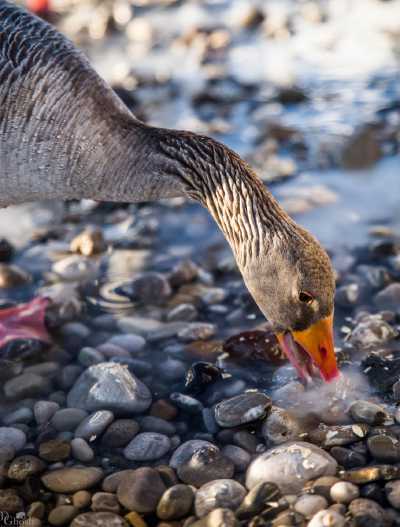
top-left (169, 440), bottom-right (217, 469)
top-left (4, 372), bottom-right (51, 399)
top-left (0, 427), bottom-right (26, 451)
top-left (330, 481), bottom-right (360, 503)
top-left (221, 445), bottom-right (251, 472)
top-left (48, 505), bottom-right (79, 526)
top-left (3, 407), bottom-right (33, 425)
top-left (348, 498), bottom-right (389, 527)
top-left (246, 441), bottom-right (338, 493)
top-left (117, 467), bottom-right (166, 513)
top-left (125, 511), bottom-right (147, 527)
top-left (71, 512), bottom-right (128, 527)
top-left (177, 323), bottom-right (216, 342)
top-left (71, 438), bottom-right (95, 462)
top-left (214, 392), bottom-right (271, 428)
top-left (170, 393), bottom-right (203, 414)
top-left (156, 484), bottom-right (194, 520)
top-left (349, 400), bottom-right (389, 425)
top-left (107, 334), bottom-right (146, 353)
top-left (67, 363), bottom-right (152, 414)
top-left (236, 482), bottom-right (281, 520)
top-left (70, 227), bottom-right (105, 256)
top-left (157, 358), bottom-right (186, 382)
top-left (75, 411), bottom-right (114, 441)
top-left (177, 446), bottom-right (234, 487)
top-left (78, 347), bottom-right (105, 367)
top-left (341, 465), bottom-right (400, 484)
top-left (39, 440), bottom-right (71, 462)
top-left (367, 434), bottom-right (400, 462)
top-left (140, 416), bottom-right (176, 436)
top-left (294, 494), bottom-right (328, 518)
top-left (34, 401), bottom-right (60, 426)
top-left (309, 423), bottom-right (369, 447)
top-left (308, 510), bottom-right (345, 527)
top-left (375, 283), bottom-right (400, 311)
top-left (52, 255), bottom-right (97, 282)
top-left (73, 491), bottom-right (92, 509)
top-left (194, 479), bottom-right (246, 517)
top-left (330, 446), bottom-right (366, 468)
top-left (167, 303), bottom-right (197, 322)
top-left (349, 314), bottom-right (398, 349)
top-left (128, 272), bottom-right (171, 305)
top-left (124, 432), bottom-right (171, 461)
top-left (261, 406), bottom-right (303, 445)
top-left (42, 467), bottom-right (104, 493)
top-left (386, 480), bottom-right (400, 509)
top-left (150, 400), bottom-right (178, 421)
top-left (101, 419), bottom-right (139, 448)
top-left (51, 408), bottom-right (88, 432)
top-left (7, 455), bottom-right (46, 481)
top-left (91, 492), bottom-right (120, 514)
top-left (191, 508), bottom-right (238, 527)
top-left (0, 263), bottom-right (31, 287)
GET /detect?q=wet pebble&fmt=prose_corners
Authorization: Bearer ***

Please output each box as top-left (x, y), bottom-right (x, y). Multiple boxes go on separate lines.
top-left (156, 484), bottom-right (194, 520)
top-left (42, 467), bottom-right (104, 493)
top-left (34, 400), bottom-right (60, 426)
top-left (51, 408), bottom-right (88, 432)
top-left (194, 479), bottom-right (246, 517)
top-left (294, 494), bottom-right (328, 518)
top-left (70, 227), bottom-right (105, 256)
top-left (349, 314), bottom-right (398, 349)
top-left (140, 416), bottom-right (176, 436)
top-left (71, 438), bottom-right (95, 462)
top-left (91, 492), bottom-right (120, 514)
top-left (67, 363), bottom-right (152, 414)
top-left (71, 512), bottom-right (128, 527)
top-left (177, 446), bottom-right (234, 487)
top-left (3, 407), bottom-right (33, 425)
top-left (0, 489), bottom-right (24, 513)
top-left (78, 347), bottom-right (105, 367)
top-left (150, 399), bottom-right (178, 421)
top-left (221, 445), bottom-right (251, 472)
top-left (348, 498), bottom-right (389, 527)
top-left (170, 392), bottom-right (203, 414)
top-left (385, 480), bottom-right (400, 509)
top-left (375, 283), bottom-right (400, 311)
top-left (349, 400), bottom-right (389, 425)
top-left (107, 334), bottom-right (146, 353)
top-left (236, 481), bottom-right (281, 520)
top-left (309, 423), bottom-right (369, 447)
top-left (123, 432), bottom-right (171, 461)
top-left (246, 441), bottom-right (338, 493)
top-left (117, 467), bottom-right (166, 513)
top-left (367, 434), bottom-right (400, 462)
top-left (214, 392), bottom-right (271, 428)
top-left (0, 427), bottom-right (26, 451)
top-left (329, 446), bottom-right (366, 468)
top-left (101, 419), bottom-right (139, 448)
top-left (39, 440), bottom-right (71, 462)
top-left (75, 410), bottom-right (114, 441)
top-left (169, 440), bottom-right (217, 469)
top-left (330, 481), bottom-right (360, 503)
top-left (48, 505), bottom-right (79, 526)
top-left (4, 372), bottom-right (51, 399)
top-left (177, 323), bottom-right (216, 342)
top-left (262, 406), bottom-right (303, 445)
top-left (308, 509), bottom-right (345, 527)
top-left (8, 455), bottom-right (46, 481)
top-left (127, 272), bottom-right (171, 305)
top-left (167, 303), bottom-right (197, 322)
top-left (341, 465), bottom-right (400, 484)
top-left (191, 508), bottom-right (238, 527)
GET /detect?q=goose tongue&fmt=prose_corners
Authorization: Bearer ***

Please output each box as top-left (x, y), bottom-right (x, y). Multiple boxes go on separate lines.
top-left (277, 314), bottom-right (339, 383)
top-left (0, 297), bottom-right (50, 350)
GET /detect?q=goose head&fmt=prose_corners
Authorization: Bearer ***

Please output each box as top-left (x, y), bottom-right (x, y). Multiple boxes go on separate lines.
top-left (242, 228), bottom-right (338, 383)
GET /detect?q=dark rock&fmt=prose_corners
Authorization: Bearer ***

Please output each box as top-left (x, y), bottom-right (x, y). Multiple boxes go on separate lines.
top-left (75, 410), bottom-right (114, 441)
top-left (140, 416), bottom-right (176, 436)
top-left (236, 481), bottom-right (281, 520)
top-left (0, 489), bottom-right (24, 513)
top-left (348, 498), bottom-right (390, 527)
top-left (156, 484), bottom-right (194, 520)
top-left (4, 372), bottom-right (51, 399)
top-left (170, 440), bottom-right (217, 469)
top-left (51, 408), bottom-right (88, 432)
top-left (184, 362), bottom-right (223, 394)
top-left (124, 272), bottom-right (171, 305)
top-left (223, 330), bottom-right (285, 364)
top-left (0, 238), bottom-right (14, 262)
top-left (123, 432), bottom-right (171, 461)
top-left (368, 434), bottom-right (400, 462)
top-left (117, 467), bottom-right (166, 514)
top-left (214, 392), bottom-right (271, 428)
top-left (349, 400), bottom-right (390, 425)
top-left (309, 424), bottom-right (369, 447)
top-left (101, 419), bottom-right (139, 448)
top-left (330, 446), bottom-right (366, 468)
top-left (150, 399), bottom-right (178, 421)
top-left (39, 439), bottom-right (71, 462)
top-left (170, 392), bottom-right (203, 414)
top-left (221, 445), bottom-right (251, 472)
top-left (360, 482), bottom-right (386, 505)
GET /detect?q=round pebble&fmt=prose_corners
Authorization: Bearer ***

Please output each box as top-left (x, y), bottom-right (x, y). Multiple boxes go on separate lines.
top-left (48, 505), bottom-right (79, 526)
top-left (71, 438), bottom-right (95, 462)
top-left (170, 440), bottom-right (217, 469)
top-left (34, 401), bottom-right (60, 426)
top-left (177, 446), bottom-right (234, 487)
top-left (117, 467), bottom-right (166, 514)
top-left (330, 481), bottom-right (360, 503)
top-left (156, 484), bottom-right (194, 520)
top-left (215, 392), bottom-right (271, 428)
top-left (51, 408), bottom-right (88, 432)
top-left (195, 479), bottom-right (246, 517)
top-left (0, 427), bottom-right (26, 451)
top-left (123, 432), bottom-right (171, 461)
top-left (308, 509), bottom-right (345, 527)
top-left (42, 467), bottom-right (104, 493)
top-left (74, 411), bottom-right (114, 441)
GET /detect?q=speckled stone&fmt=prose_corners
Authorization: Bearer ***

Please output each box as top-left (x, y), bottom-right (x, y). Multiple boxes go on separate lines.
top-left (101, 419), bottom-right (140, 448)
top-left (246, 441), bottom-right (338, 493)
top-left (91, 492), bottom-right (120, 514)
top-left (195, 479), bottom-right (246, 517)
top-left (7, 455), bottom-right (46, 481)
top-left (348, 498), bottom-right (389, 527)
top-left (71, 512), bottom-right (128, 527)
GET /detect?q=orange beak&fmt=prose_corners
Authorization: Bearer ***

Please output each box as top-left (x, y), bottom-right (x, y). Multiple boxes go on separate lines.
top-left (276, 314), bottom-right (339, 382)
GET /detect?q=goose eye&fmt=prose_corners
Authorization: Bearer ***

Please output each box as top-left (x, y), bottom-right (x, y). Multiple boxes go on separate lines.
top-left (299, 291), bottom-right (314, 304)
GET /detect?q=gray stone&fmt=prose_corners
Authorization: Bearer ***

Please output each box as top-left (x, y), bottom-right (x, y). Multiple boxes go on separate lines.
top-left (3, 407), bottom-right (33, 425)
top-left (169, 440), bottom-right (217, 469)
top-left (107, 334), bottom-right (146, 353)
top-left (170, 393), bottom-right (203, 414)
top-left (156, 484), bottom-right (194, 520)
top-left (215, 392), bottom-right (271, 428)
top-left (101, 419), bottom-right (139, 448)
top-left (67, 363), bottom-right (152, 414)
top-left (294, 495), bottom-right (328, 518)
top-left (177, 446), bottom-right (234, 487)
top-left (195, 479), bottom-right (246, 517)
top-left (367, 434), bottom-right (400, 462)
top-left (349, 314), bottom-right (398, 349)
top-left (51, 408), bottom-right (88, 432)
top-left (4, 373), bottom-right (51, 399)
top-left (349, 400), bottom-right (389, 425)
top-left (34, 400), bottom-right (60, 426)
top-left (221, 445), bottom-right (251, 472)
top-left (124, 432), bottom-right (171, 461)
top-left (75, 411), bottom-right (114, 441)
top-left (78, 347), bottom-right (105, 367)
top-left (71, 438), bottom-right (95, 462)
top-left (375, 283), bottom-right (400, 311)
top-left (140, 416), bottom-right (176, 436)
top-left (246, 441), bottom-right (338, 493)
top-left (0, 427), bottom-right (26, 451)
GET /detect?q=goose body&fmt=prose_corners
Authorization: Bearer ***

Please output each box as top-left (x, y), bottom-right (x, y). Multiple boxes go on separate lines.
top-left (0, 1), bottom-right (338, 381)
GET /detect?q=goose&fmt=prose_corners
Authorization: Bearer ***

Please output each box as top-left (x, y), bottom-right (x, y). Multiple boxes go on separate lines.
top-left (0, 0), bottom-right (338, 382)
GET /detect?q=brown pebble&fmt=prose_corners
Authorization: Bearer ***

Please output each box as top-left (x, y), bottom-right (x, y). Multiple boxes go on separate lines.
top-left (73, 490), bottom-right (92, 509)
top-left (48, 505), bottom-right (79, 526)
top-left (102, 470), bottom-right (136, 493)
top-left (8, 455), bottom-right (47, 481)
top-left (28, 501), bottom-right (46, 519)
top-left (125, 511), bottom-right (148, 527)
top-left (42, 467), bottom-right (104, 493)
top-left (92, 492), bottom-right (120, 514)
top-left (117, 467), bottom-right (166, 514)
top-left (0, 488), bottom-right (24, 513)
top-left (39, 440), bottom-right (71, 462)
top-left (157, 465), bottom-right (179, 488)
top-left (150, 400), bottom-right (178, 421)
top-left (312, 476), bottom-right (340, 499)
top-left (70, 227), bottom-right (105, 256)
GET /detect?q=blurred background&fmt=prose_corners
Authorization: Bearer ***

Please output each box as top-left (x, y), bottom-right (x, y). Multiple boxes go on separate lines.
top-left (6, 0), bottom-right (400, 254)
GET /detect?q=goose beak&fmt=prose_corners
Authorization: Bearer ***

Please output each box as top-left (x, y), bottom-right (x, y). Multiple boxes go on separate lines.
top-left (276, 314), bottom-right (339, 382)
